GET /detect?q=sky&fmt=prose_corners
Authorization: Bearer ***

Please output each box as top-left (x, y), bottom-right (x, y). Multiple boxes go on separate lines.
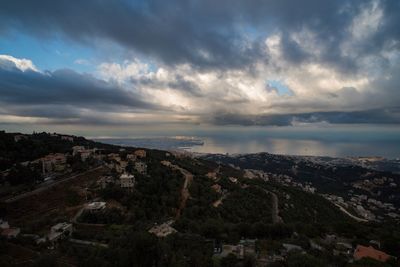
top-left (0, 0), bottom-right (400, 137)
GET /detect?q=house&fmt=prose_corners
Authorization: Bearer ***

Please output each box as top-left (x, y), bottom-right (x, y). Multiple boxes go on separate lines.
top-left (126, 154), bottom-right (137, 161)
top-left (114, 161), bottom-right (128, 173)
top-left (148, 220), bottom-right (177, 238)
top-left (61, 135), bottom-right (74, 142)
top-left (108, 153), bottom-right (121, 161)
top-left (86, 202), bottom-right (106, 212)
top-left (80, 150), bottom-right (93, 161)
top-left (120, 173), bottom-right (135, 189)
top-left (0, 220), bottom-right (21, 239)
top-left (41, 153), bottom-right (67, 174)
top-left (216, 239), bottom-right (256, 260)
top-left (219, 244), bottom-right (245, 259)
top-left (229, 177), bottom-right (238, 183)
top-left (134, 150), bottom-right (146, 158)
top-left (115, 163), bottom-right (124, 173)
top-left (120, 161), bottom-right (128, 170)
top-left (212, 240), bottom-right (223, 254)
top-left (134, 161), bottom-right (147, 175)
top-left (353, 245), bottom-right (392, 263)
top-left (310, 240), bottom-right (324, 251)
top-left (72, 146), bottom-right (85, 156)
top-left (0, 219), bottom-right (9, 230)
top-left (72, 146), bottom-right (95, 161)
top-left (282, 243), bottom-right (303, 255)
top-left (14, 134), bottom-right (28, 142)
top-left (1, 227), bottom-right (20, 239)
top-left (211, 184), bottom-right (222, 193)
top-left (47, 222), bottom-right (73, 243)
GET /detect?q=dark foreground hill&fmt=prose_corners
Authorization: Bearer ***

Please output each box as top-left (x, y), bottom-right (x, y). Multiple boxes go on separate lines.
top-left (0, 131), bottom-right (399, 267)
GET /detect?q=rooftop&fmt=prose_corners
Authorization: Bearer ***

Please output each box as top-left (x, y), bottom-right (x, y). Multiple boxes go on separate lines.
top-left (354, 245), bottom-right (392, 262)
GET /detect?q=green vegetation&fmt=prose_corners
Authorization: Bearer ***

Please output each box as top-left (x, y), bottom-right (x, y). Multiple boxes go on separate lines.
top-left (100, 163), bottom-right (183, 222)
top-left (1, 132), bottom-right (399, 266)
top-left (0, 131), bottom-right (116, 171)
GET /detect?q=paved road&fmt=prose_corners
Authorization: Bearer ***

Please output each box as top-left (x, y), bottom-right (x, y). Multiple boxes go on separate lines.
top-left (3, 166), bottom-right (103, 203)
top-left (333, 203), bottom-right (368, 222)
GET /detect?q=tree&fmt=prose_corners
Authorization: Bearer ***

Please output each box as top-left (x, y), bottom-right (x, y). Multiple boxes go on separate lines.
top-left (220, 253), bottom-right (239, 267)
top-left (6, 164), bottom-right (41, 185)
top-left (287, 253), bottom-right (326, 267)
top-left (243, 254), bottom-right (256, 267)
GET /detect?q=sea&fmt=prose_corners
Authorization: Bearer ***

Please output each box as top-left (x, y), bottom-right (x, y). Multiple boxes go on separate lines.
top-left (94, 125), bottom-right (400, 159)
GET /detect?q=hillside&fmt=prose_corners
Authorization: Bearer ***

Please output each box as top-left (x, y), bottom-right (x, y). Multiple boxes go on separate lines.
top-left (0, 131), bottom-right (399, 266)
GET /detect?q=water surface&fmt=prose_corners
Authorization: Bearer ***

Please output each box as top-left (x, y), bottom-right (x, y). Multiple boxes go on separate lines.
top-left (96, 125), bottom-right (400, 159)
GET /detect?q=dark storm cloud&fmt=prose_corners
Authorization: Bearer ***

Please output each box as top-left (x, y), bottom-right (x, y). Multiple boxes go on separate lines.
top-left (167, 75), bottom-right (203, 97)
top-left (130, 74), bottom-right (204, 97)
top-left (1, 0), bottom-right (399, 71)
top-left (211, 108), bottom-right (400, 126)
top-left (0, 59), bottom-right (154, 110)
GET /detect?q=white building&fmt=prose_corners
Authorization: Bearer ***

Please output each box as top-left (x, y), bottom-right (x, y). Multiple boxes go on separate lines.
top-left (148, 220), bottom-right (177, 238)
top-left (120, 173), bottom-right (135, 189)
top-left (86, 202), bottom-right (106, 212)
top-left (14, 134), bottom-right (28, 142)
top-left (61, 135), bottom-right (74, 142)
top-left (47, 222), bottom-right (73, 243)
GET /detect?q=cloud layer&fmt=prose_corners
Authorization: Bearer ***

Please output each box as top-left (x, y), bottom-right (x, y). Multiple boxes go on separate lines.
top-left (0, 0), bottom-right (399, 129)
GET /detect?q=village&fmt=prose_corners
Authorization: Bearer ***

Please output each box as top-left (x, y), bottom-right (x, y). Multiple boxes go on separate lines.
top-left (0, 132), bottom-right (399, 266)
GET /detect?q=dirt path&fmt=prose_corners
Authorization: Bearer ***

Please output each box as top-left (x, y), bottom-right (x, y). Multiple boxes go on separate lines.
top-left (161, 161), bottom-right (193, 219)
top-left (256, 186), bottom-right (283, 224)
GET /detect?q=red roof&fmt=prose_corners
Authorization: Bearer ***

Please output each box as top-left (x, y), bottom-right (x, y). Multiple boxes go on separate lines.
top-left (1, 227), bottom-right (20, 237)
top-left (354, 245), bottom-right (391, 262)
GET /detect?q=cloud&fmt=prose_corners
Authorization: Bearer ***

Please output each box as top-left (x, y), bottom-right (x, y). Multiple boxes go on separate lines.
top-left (74, 59), bottom-right (90, 65)
top-left (1, 0), bottom-right (398, 72)
top-left (0, 54), bottom-right (39, 72)
top-left (0, 55), bottom-right (153, 109)
top-left (0, 0), bottom-right (399, 129)
top-left (210, 108), bottom-right (400, 126)
top-left (0, 55), bottom-right (165, 127)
